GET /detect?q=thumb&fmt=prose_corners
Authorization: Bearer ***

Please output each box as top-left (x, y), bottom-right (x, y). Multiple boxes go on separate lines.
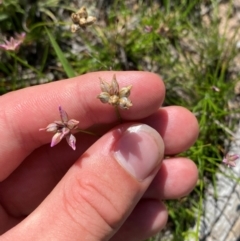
top-left (3, 124), bottom-right (164, 241)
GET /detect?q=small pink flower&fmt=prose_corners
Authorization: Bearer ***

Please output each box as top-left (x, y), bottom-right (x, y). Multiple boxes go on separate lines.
top-left (15, 32), bottom-right (26, 43)
top-left (39, 106), bottom-right (79, 150)
top-left (222, 154), bottom-right (239, 168)
top-left (0, 32), bottom-right (26, 51)
top-left (144, 25), bottom-right (153, 33)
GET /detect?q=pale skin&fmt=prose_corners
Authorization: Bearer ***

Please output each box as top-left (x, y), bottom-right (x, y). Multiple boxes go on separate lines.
top-left (0, 71), bottom-right (199, 241)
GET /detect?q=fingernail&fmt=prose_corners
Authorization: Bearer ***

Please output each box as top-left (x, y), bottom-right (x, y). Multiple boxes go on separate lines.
top-left (114, 124), bottom-right (164, 181)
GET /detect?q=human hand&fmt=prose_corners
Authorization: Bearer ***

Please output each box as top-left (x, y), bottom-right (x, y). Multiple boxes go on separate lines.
top-left (0, 71), bottom-right (198, 241)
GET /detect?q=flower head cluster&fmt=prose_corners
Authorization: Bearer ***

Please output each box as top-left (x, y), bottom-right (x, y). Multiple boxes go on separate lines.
top-left (0, 32), bottom-right (26, 51)
top-left (71, 6), bottom-right (96, 32)
top-left (97, 74), bottom-right (132, 110)
top-left (144, 25), bottom-right (153, 33)
top-left (39, 106), bottom-right (79, 150)
top-left (222, 154), bottom-right (239, 168)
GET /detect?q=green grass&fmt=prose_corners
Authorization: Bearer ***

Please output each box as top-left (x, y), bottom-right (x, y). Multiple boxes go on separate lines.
top-left (1, 0), bottom-right (240, 240)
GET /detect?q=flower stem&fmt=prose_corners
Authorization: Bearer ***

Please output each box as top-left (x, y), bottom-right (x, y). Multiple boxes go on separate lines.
top-left (115, 106), bottom-right (122, 123)
top-left (76, 129), bottom-right (99, 136)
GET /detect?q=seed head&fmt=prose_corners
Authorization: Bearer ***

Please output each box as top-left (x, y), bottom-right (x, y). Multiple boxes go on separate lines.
top-left (97, 74), bottom-right (132, 110)
top-left (70, 6), bottom-right (96, 32)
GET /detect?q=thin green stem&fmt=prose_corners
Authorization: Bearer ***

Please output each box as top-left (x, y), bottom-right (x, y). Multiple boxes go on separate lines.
top-left (13, 56), bottom-right (17, 90)
top-left (76, 128), bottom-right (100, 137)
top-left (8, 52), bottom-right (43, 76)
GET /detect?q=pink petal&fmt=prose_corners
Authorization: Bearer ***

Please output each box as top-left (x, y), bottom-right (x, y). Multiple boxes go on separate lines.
top-left (66, 134), bottom-right (76, 150)
top-left (0, 44), bottom-right (8, 50)
top-left (39, 123), bottom-right (58, 132)
top-left (15, 32), bottom-right (26, 43)
top-left (229, 161), bottom-right (236, 167)
top-left (67, 119), bottom-right (79, 129)
top-left (51, 132), bottom-right (63, 147)
top-left (59, 106), bottom-right (68, 123)
top-left (144, 25), bottom-right (153, 33)
top-left (222, 158), bottom-right (227, 163)
top-left (222, 154), bottom-right (239, 167)
top-left (62, 127), bottom-right (70, 136)
top-left (45, 123), bottom-right (58, 132)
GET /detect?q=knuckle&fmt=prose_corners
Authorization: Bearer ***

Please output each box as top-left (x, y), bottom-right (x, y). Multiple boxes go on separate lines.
top-left (62, 176), bottom-right (121, 232)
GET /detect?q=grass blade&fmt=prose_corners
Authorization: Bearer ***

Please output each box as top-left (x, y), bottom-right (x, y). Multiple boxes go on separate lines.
top-left (45, 27), bottom-right (75, 78)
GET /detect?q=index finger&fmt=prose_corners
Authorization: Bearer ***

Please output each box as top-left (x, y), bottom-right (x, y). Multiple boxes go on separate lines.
top-left (0, 71), bottom-right (165, 180)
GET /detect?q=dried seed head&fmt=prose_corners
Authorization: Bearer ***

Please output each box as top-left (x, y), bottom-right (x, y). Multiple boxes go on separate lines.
top-left (111, 76), bottom-right (119, 95)
top-left (97, 92), bottom-right (111, 103)
top-left (70, 6), bottom-right (96, 32)
top-left (71, 24), bottom-right (80, 33)
top-left (118, 97), bottom-right (133, 109)
top-left (79, 17), bottom-right (97, 29)
top-left (71, 13), bottom-right (80, 24)
top-left (100, 79), bottom-right (111, 93)
top-left (109, 95), bottom-right (119, 106)
top-left (119, 85), bottom-right (132, 98)
top-left (76, 6), bottom-right (88, 19)
top-left (97, 74), bottom-right (132, 110)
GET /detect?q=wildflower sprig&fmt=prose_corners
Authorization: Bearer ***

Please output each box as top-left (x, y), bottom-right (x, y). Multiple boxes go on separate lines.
top-left (39, 106), bottom-right (96, 150)
top-left (97, 74), bottom-right (132, 121)
top-left (71, 6), bottom-right (96, 33)
top-left (40, 9), bottom-right (133, 150)
top-left (222, 154), bottom-right (239, 168)
top-left (0, 32), bottom-right (26, 51)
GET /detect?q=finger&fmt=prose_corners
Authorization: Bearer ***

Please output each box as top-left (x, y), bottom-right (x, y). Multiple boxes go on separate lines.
top-left (0, 71), bottom-right (165, 180)
top-left (142, 106), bottom-right (199, 155)
top-left (0, 106), bottom-right (198, 214)
top-left (0, 156), bottom-right (197, 217)
top-left (111, 200), bottom-right (167, 241)
top-left (0, 205), bottom-right (22, 234)
top-left (1, 124), bottom-right (164, 240)
top-left (0, 159), bottom-right (195, 236)
top-left (144, 157), bottom-right (198, 200)
top-left (0, 134), bottom-right (97, 217)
